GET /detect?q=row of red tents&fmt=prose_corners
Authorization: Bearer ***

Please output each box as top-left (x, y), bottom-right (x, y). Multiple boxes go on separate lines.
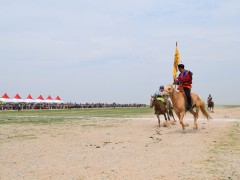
top-left (0, 93), bottom-right (64, 103)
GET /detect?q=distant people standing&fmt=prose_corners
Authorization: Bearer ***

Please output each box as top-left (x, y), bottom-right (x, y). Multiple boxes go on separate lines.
top-left (18, 103), bottom-right (21, 111)
top-left (174, 63), bottom-right (193, 111)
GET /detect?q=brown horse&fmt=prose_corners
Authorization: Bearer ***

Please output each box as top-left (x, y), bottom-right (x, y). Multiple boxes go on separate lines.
top-left (150, 95), bottom-right (176, 127)
top-left (163, 84), bottom-right (211, 130)
top-left (207, 99), bottom-right (214, 112)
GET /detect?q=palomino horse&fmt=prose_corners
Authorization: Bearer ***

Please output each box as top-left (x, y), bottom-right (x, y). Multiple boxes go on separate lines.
top-left (163, 84), bottom-right (211, 130)
top-left (150, 95), bottom-right (176, 127)
top-left (207, 99), bottom-right (214, 112)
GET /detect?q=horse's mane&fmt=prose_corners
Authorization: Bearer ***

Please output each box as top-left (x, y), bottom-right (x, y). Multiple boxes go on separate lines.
top-left (170, 86), bottom-right (181, 95)
top-left (175, 90), bottom-right (181, 95)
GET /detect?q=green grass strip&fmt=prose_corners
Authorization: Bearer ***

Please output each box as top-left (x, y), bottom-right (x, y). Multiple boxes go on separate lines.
top-left (0, 107), bottom-right (153, 124)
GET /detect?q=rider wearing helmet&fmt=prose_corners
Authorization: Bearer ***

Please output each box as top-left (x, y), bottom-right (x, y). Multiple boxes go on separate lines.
top-left (160, 85), bottom-right (168, 104)
top-left (159, 85), bottom-right (164, 91)
top-left (155, 85), bottom-right (166, 104)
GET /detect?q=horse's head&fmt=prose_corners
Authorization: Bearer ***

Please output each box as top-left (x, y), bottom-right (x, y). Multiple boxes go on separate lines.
top-left (163, 84), bottom-right (174, 96)
top-left (150, 95), bottom-right (156, 108)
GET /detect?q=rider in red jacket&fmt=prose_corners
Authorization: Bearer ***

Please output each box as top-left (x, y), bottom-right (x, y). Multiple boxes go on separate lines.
top-left (174, 63), bottom-right (193, 111)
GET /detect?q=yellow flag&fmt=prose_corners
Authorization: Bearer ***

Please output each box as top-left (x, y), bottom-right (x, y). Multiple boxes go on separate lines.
top-left (173, 44), bottom-right (180, 78)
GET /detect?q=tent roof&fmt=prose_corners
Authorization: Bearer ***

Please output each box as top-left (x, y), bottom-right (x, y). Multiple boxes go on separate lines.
top-left (55, 96), bottom-right (61, 100)
top-left (14, 93), bottom-right (22, 99)
top-left (26, 94), bottom-right (33, 99)
top-left (36, 95), bottom-right (44, 100)
top-left (46, 95), bottom-right (53, 100)
top-left (2, 93), bottom-right (10, 99)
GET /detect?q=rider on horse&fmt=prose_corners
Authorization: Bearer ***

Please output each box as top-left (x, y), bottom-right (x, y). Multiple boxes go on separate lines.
top-left (155, 85), bottom-right (166, 105)
top-left (208, 94), bottom-right (213, 102)
top-left (207, 94), bottom-right (214, 111)
top-left (174, 63), bottom-right (193, 111)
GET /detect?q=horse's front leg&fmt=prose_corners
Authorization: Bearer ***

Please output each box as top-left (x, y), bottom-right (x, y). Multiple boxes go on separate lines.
top-left (166, 110), bottom-right (171, 121)
top-left (156, 114), bottom-right (160, 127)
top-left (163, 112), bottom-right (168, 122)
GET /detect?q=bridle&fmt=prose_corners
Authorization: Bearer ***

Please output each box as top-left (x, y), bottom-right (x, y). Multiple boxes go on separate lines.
top-left (163, 88), bottom-right (172, 96)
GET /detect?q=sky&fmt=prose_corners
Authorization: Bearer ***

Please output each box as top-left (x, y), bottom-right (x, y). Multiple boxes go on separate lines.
top-left (0, 0), bottom-right (240, 105)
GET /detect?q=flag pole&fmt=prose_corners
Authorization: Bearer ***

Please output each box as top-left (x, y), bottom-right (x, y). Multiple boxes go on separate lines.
top-left (175, 42), bottom-right (177, 88)
top-left (173, 41), bottom-right (179, 89)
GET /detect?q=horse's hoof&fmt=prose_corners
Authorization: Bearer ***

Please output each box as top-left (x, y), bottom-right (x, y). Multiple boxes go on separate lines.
top-left (163, 122), bottom-right (170, 127)
top-left (193, 123), bottom-right (198, 129)
top-left (184, 123), bottom-right (189, 127)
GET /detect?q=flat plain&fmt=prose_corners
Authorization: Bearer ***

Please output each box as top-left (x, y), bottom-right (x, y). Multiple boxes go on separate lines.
top-left (0, 106), bottom-right (239, 179)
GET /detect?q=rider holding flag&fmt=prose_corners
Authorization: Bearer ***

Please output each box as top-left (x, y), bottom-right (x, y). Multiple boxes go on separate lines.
top-left (174, 63), bottom-right (193, 111)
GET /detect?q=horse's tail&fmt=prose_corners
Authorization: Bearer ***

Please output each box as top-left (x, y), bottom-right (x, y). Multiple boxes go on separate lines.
top-left (200, 99), bottom-right (212, 119)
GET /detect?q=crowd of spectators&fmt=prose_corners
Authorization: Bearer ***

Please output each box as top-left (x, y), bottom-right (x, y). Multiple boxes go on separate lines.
top-left (0, 102), bottom-right (146, 111)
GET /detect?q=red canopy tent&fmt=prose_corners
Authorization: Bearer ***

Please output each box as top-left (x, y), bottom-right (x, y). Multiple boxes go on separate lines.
top-left (54, 96), bottom-right (64, 104)
top-left (1, 93), bottom-right (13, 103)
top-left (25, 94), bottom-right (35, 103)
top-left (45, 95), bottom-right (54, 103)
top-left (12, 93), bottom-right (24, 103)
top-left (35, 95), bottom-right (44, 103)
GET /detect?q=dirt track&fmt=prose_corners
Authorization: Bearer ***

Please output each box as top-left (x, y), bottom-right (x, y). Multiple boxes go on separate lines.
top-left (0, 107), bottom-right (240, 179)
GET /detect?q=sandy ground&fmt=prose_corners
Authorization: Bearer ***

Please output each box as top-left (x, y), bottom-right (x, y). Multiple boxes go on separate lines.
top-left (0, 107), bottom-right (240, 180)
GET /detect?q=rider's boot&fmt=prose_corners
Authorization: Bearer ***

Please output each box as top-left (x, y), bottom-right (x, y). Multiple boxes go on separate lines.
top-left (187, 104), bottom-right (192, 111)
